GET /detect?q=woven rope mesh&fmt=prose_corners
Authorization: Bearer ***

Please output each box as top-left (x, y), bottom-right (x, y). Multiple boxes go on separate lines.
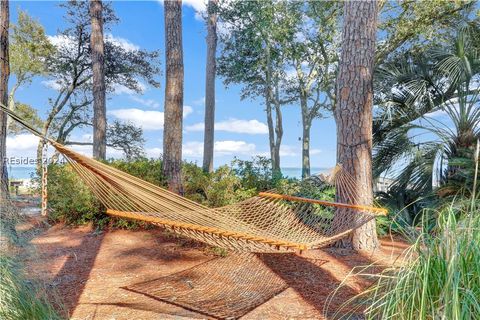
top-left (50, 142), bottom-right (382, 252)
top-left (126, 253), bottom-right (328, 319)
top-left (125, 254), bottom-right (286, 319)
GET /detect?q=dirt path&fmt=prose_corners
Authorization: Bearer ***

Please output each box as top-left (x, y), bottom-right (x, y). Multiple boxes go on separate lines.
top-left (21, 219), bottom-right (408, 320)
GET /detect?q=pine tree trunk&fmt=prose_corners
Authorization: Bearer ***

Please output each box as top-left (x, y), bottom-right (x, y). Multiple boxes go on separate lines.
top-left (333, 0), bottom-right (379, 250)
top-left (0, 0), bottom-right (9, 198)
top-left (90, 0), bottom-right (106, 160)
top-left (202, 0), bottom-right (217, 173)
top-left (163, 0), bottom-right (184, 194)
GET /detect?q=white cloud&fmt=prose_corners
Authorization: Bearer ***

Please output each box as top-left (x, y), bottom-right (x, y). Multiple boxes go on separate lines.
top-left (48, 33), bottom-right (139, 53)
top-left (108, 108), bottom-right (165, 130)
top-left (215, 119), bottom-right (268, 134)
top-left (183, 105), bottom-right (193, 117)
top-left (80, 134), bottom-right (93, 142)
top-left (108, 107), bottom-right (193, 130)
top-left (5, 133), bottom-right (125, 161)
top-left (182, 141), bottom-right (204, 157)
top-left (113, 83), bottom-right (147, 95)
top-left (182, 0), bottom-right (207, 12)
top-left (130, 96), bottom-right (160, 109)
top-left (280, 145), bottom-right (320, 157)
top-left (186, 119), bottom-right (268, 135)
top-left (145, 147), bottom-right (163, 158)
top-left (41, 79), bottom-right (64, 91)
top-left (279, 145), bottom-right (298, 157)
top-left (7, 134), bottom-right (39, 152)
top-left (258, 145), bottom-right (322, 158)
top-left (158, 0), bottom-right (206, 20)
top-left (66, 144), bottom-right (124, 159)
top-left (105, 33), bottom-right (139, 52)
top-left (215, 140), bottom-right (256, 155)
top-left (47, 34), bottom-right (75, 48)
top-left (182, 140), bottom-right (257, 158)
top-left (185, 123), bottom-right (205, 131)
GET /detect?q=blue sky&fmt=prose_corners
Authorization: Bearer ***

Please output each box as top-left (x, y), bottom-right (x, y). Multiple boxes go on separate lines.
top-left (7, 0), bottom-right (337, 170)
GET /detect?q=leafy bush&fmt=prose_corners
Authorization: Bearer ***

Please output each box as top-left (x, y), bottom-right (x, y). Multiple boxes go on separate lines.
top-left (46, 157), bottom-right (278, 225)
top-left (232, 156), bottom-right (281, 191)
top-left (47, 164), bottom-right (104, 226)
top-left (183, 163), bottom-right (256, 207)
top-left (109, 158), bottom-right (165, 187)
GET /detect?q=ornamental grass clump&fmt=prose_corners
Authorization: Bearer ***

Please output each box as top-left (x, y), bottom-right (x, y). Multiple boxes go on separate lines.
top-left (331, 203), bottom-right (480, 320)
top-left (0, 255), bottom-right (62, 320)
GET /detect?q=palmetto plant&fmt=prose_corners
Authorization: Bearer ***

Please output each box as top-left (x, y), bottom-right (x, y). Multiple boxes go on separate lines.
top-left (373, 27), bottom-right (480, 201)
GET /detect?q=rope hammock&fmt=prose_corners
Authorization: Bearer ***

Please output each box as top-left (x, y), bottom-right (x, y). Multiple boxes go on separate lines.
top-left (1, 106), bottom-right (387, 253)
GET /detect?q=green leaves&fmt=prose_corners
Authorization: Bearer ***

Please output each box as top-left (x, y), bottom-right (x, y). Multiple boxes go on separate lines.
top-left (374, 26), bottom-right (480, 205)
top-left (7, 102), bottom-right (43, 134)
top-left (10, 10), bottom-right (55, 81)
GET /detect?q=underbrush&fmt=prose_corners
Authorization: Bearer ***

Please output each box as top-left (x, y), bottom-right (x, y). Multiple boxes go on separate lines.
top-left (46, 156), bottom-right (296, 227)
top-left (0, 255), bottom-right (62, 320)
top-left (46, 156), bottom-right (392, 234)
top-left (329, 201), bottom-right (480, 319)
top-left (0, 199), bottom-right (62, 320)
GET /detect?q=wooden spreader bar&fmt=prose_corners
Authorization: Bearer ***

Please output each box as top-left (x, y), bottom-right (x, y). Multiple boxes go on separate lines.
top-left (106, 209), bottom-right (308, 250)
top-left (258, 192), bottom-right (388, 216)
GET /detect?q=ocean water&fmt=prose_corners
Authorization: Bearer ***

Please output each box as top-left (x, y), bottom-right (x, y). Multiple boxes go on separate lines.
top-left (7, 166), bottom-right (37, 180)
top-left (281, 167), bottom-right (330, 179)
top-left (5, 165), bottom-right (330, 181)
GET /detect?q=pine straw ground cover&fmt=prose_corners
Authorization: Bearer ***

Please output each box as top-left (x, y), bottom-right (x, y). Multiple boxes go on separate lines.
top-left (19, 217), bottom-right (408, 320)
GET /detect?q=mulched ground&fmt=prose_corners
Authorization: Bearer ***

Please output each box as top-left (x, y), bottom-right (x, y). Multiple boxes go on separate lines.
top-left (19, 216), bottom-right (409, 320)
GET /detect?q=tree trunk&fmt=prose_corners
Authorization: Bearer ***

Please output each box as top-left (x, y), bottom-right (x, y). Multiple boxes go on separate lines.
top-left (300, 95), bottom-right (311, 179)
top-left (0, 0), bottom-right (9, 198)
top-left (90, 0), bottom-right (106, 160)
top-left (265, 96), bottom-right (278, 170)
top-left (264, 43), bottom-right (281, 175)
top-left (163, 0), bottom-right (184, 195)
top-left (333, 0), bottom-right (379, 250)
top-left (272, 78), bottom-right (282, 177)
top-left (302, 122), bottom-right (311, 179)
top-left (202, 0), bottom-right (217, 173)
top-left (6, 82), bottom-right (20, 130)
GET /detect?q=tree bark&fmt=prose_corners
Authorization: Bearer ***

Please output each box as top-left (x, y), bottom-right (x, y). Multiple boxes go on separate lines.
top-left (301, 122), bottom-right (312, 179)
top-left (300, 94), bottom-right (311, 179)
top-left (0, 0), bottom-right (9, 198)
top-left (202, 0), bottom-right (217, 173)
top-left (264, 43), bottom-right (282, 175)
top-left (272, 77), bottom-right (282, 176)
top-left (163, 0), bottom-right (184, 194)
top-left (334, 0), bottom-right (379, 250)
top-left (265, 96), bottom-right (277, 169)
top-left (90, 0), bottom-right (106, 160)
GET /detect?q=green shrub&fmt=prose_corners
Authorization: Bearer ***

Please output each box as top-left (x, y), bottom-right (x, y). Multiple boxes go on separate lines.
top-left (46, 157), bottom-right (274, 225)
top-left (183, 164), bottom-right (256, 207)
top-left (109, 158), bottom-right (166, 187)
top-left (232, 156), bottom-right (281, 191)
top-left (47, 164), bottom-right (104, 226)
